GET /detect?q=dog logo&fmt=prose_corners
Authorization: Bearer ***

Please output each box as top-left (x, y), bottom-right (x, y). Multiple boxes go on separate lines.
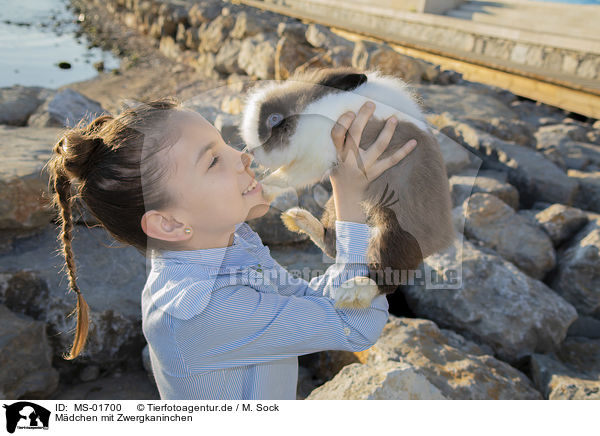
top-left (3, 402), bottom-right (50, 433)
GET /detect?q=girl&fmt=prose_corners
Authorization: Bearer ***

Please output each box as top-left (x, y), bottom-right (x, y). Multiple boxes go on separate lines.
top-left (46, 96), bottom-right (418, 400)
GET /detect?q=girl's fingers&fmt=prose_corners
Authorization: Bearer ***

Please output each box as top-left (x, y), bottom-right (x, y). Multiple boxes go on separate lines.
top-left (346, 101), bottom-right (376, 154)
top-left (364, 116), bottom-right (398, 167)
top-left (368, 138), bottom-right (417, 180)
top-left (331, 111), bottom-right (356, 153)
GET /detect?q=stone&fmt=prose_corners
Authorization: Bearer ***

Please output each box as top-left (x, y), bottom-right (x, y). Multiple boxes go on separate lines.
top-left (430, 128), bottom-right (475, 176)
top-left (435, 116), bottom-right (579, 208)
top-left (230, 10), bottom-right (270, 39)
top-left (462, 193), bottom-right (555, 279)
top-left (568, 170), bottom-right (600, 213)
top-left (567, 316), bottom-right (600, 339)
top-left (214, 38), bottom-right (244, 75)
top-left (551, 218), bottom-right (600, 317)
top-left (534, 204), bottom-right (589, 246)
top-left (28, 89), bottom-right (107, 128)
top-left (187, 2), bottom-right (222, 27)
top-left (356, 316), bottom-right (542, 399)
top-left (306, 360), bottom-right (447, 400)
top-left (199, 15), bottom-right (234, 53)
top-left (0, 305), bottom-right (60, 399)
top-left (0, 86), bottom-right (52, 126)
top-left (49, 369), bottom-right (159, 400)
top-left (413, 86), bottom-right (516, 122)
top-left (238, 34), bottom-right (277, 80)
top-left (0, 224), bottom-right (148, 371)
top-left (275, 36), bottom-right (321, 80)
top-left (305, 23), bottom-right (352, 51)
top-left (531, 337), bottom-right (600, 399)
top-left (0, 126), bottom-right (63, 232)
top-left (403, 237), bottom-right (577, 363)
top-left (449, 169), bottom-right (519, 209)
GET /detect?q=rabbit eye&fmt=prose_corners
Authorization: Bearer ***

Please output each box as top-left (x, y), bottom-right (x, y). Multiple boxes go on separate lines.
top-left (266, 113), bottom-right (284, 128)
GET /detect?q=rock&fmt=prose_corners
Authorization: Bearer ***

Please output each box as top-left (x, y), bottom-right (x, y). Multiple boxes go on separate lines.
top-left (431, 128), bottom-right (476, 176)
top-left (305, 23), bottom-right (353, 52)
top-left (0, 224), bottom-right (148, 372)
top-left (274, 36), bottom-right (320, 80)
top-left (413, 86), bottom-right (517, 122)
top-left (190, 51), bottom-right (219, 79)
top-left (0, 305), bottom-right (60, 399)
top-left (551, 218), bottom-right (600, 317)
top-left (306, 360), bottom-right (447, 400)
top-left (220, 95), bottom-right (243, 115)
top-left (297, 364), bottom-right (320, 400)
top-left (463, 117), bottom-right (535, 148)
top-left (434, 115), bottom-right (579, 208)
top-left (567, 316), bottom-right (600, 339)
top-left (534, 204), bottom-right (589, 246)
top-left (159, 35), bottom-right (183, 59)
top-left (277, 21), bottom-right (309, 45)
top-left (356, 316), bottom-right (542, 399)
top-left (28, 89), bottom-right (107, 128)
top-left (230, 10), bottom-right (270, 39)
top-left (49, 369), bottom-right (159, 400)
top-left (462, 193), bottom-right (555, 279)
top-left (403, 237), bottom-right (578, 363)
top-left (568, 170), bottom-right (600, 213)
top-left (237, 34), bottom-right (277, 80)
top-left (214, 38), bottom-right (244, 75)
top-left (509, 99), bottom-right (565, 128)
top-left (0, 126), bottom-right (63, 233)
top-left (352, 41), bottom-right (424, 83)
top-left (0, 86), bottom-right (52, 126)
top-left (187, 2), bottom-right (222, 27)
top-left (531, 337), bottom-right (600, 399)
top-left (199, 15), bottom-right (234, 53)
top-left (449, 169), bottom-right (519, 209)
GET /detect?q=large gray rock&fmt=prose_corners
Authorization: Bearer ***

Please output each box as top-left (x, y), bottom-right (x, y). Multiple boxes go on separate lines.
top-left (306, 360), bottom-right (447, 400)
top-left (0, 126), bottom-right (63, 233)
top-left (551, 218), bottom-right (600, 317)
top-left (0, 86), bottom-right (53, 126)
top-left (531, 337), bottom-right (600, 399)
top-left (462, 193), bottom-right (555, 279)
top-left (0, 224), bottom-right (148, 372)
top-left (0, 304), bottom-right (60, 399)
top-left (403, 237), bottom-right (578, 363)
top-left (28, 89), bottom-right (107, 128)
top-left (358, 316), bottom-right (542, 399)
top-left (434, 115), bottom-right (579, 208)
top-left (412, 85), bottom-right (517, 122)
top-left (568, 170), bottom-right (600, 213)
top-left (449, 169), bottom-right (519, 209)
top-left (534, 204), bottom-right (589, 246)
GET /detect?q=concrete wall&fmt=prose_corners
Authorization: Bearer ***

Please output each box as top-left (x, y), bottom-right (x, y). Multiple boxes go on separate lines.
top-left (344, 0), bottom-right (464, 14)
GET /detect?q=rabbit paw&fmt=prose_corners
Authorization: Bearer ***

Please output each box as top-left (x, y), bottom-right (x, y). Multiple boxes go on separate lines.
top-left (334, 276), bottom-right (379, 309)
top-left (281, 207), bottom-right (326, 251)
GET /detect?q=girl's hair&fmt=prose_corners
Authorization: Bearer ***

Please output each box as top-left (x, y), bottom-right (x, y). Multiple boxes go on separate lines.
top-left (44, 96), bottom-right (189, 361)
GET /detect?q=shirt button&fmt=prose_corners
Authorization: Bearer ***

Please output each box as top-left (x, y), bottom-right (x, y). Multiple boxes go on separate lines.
top-left (343, 327), bottom-right (350, 336)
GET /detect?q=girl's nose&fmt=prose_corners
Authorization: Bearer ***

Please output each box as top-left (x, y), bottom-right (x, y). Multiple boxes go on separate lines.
top-left (238, 151), bottom-right (253, 172)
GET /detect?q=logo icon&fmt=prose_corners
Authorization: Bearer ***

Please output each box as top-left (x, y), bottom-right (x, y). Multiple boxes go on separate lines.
top-left (3, 402), bottom-right (50, 433)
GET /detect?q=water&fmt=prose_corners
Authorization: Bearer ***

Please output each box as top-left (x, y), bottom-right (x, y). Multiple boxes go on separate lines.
top-left (0, 0), bottom-right (120, 89)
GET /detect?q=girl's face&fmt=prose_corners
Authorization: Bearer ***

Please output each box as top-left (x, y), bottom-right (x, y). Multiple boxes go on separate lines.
top-left (145, 110), bottom-right (270, 250)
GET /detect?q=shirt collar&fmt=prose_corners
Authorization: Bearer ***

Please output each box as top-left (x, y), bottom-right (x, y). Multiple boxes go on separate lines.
top-left (149, 222), bottom-right (274, 270)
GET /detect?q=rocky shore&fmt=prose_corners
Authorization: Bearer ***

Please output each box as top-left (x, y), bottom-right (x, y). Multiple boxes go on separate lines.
top-left (0, 0), bottom-right (599, 400)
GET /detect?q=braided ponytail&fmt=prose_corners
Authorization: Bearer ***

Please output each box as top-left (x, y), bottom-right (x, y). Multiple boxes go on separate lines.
top-left (44, 97), bottom-right (183, 360)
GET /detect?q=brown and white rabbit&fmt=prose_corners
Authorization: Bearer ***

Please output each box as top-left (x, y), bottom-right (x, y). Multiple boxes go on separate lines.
top-left (239, 66), bottom-right (456, 308)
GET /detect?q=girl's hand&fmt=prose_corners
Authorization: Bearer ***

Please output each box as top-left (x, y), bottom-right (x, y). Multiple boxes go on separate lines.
top-left (329, 100), bottom-right (418, 203)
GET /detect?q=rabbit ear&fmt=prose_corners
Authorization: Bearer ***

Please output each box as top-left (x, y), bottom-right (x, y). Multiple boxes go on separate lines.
top-left (317, 68), bottom-right (368, 92)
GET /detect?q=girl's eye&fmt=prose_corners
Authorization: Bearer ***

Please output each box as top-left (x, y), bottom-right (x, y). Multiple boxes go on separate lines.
top-left (208, 155), bottom-right (219, 169)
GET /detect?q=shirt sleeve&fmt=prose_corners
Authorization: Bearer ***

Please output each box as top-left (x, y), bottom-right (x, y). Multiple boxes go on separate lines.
top-left (171, 285), bottom-right (389, 372)
top-left (272, 220), bottom-right (373, 298)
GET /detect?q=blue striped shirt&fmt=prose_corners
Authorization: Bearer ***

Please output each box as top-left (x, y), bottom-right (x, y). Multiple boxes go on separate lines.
top-left (141, 220), bottom-right (389, 400)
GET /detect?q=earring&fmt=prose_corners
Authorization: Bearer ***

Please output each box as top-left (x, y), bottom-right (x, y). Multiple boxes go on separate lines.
top-left (184, 227), bottom-right (192, 234)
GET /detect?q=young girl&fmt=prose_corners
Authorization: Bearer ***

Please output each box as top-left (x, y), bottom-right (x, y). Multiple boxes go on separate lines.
top-left (46, 96), bottom-right (418, 400)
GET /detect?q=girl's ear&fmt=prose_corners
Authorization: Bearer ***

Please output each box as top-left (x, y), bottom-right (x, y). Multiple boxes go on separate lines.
top-left (141, 210), bottom-right (188, 241)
